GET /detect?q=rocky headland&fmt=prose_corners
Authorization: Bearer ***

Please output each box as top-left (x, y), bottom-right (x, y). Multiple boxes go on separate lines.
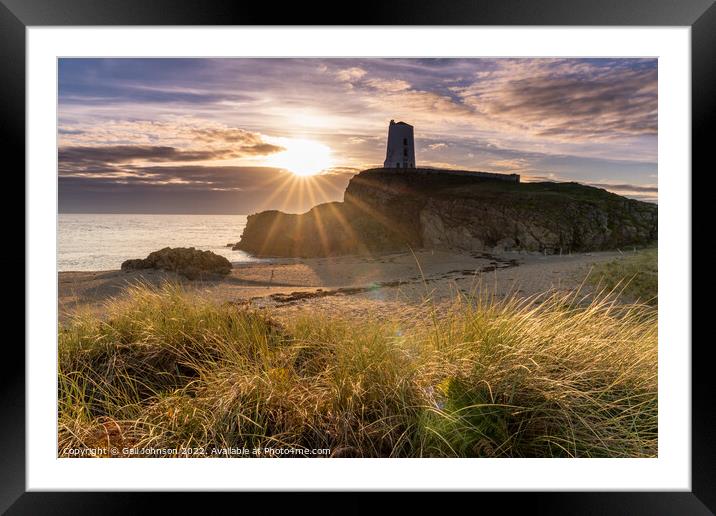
top-left (235, 168), bottom-right (658, 257)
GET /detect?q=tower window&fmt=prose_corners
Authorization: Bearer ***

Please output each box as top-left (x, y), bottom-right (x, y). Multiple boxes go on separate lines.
top-left (403, 148), bottom-right (408, 156)
top-left (396, 163), bottom-right (401, 168)
top-left (403, 138), bottom-right (407, 145)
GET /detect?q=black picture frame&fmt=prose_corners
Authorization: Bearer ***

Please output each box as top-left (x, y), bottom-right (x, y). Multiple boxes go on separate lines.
top-left (6, 0), bottom-right (711, 512)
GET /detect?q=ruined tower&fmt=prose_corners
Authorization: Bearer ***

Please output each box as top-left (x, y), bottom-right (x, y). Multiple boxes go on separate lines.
top-left (383, 120), bottom-right (416, 169)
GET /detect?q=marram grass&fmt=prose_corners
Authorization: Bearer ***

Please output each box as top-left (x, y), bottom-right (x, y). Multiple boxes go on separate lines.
top-left (58, 282), bottom-right (657, 458)
top-left (588, 247), bottom-right (657, 305)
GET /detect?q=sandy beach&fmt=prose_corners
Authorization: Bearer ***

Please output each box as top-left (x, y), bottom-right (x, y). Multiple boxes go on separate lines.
top-left (58, 249), bottom-right (629, 323)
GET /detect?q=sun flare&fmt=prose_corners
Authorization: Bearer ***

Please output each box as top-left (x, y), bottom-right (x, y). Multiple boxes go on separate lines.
top-left (267, 138), bottom-right (334, 177)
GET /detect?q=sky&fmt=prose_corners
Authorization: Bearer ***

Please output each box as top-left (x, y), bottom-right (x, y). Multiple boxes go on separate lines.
top-left (58, 58), bottom-right (658, 214)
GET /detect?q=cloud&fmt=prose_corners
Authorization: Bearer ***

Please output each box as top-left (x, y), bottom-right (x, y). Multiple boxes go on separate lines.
top-left (365, 78), bottom-right (411, 92)
top-left (588, 182), bottom-right (658, 193)
top-left (324, 62), bottom-right (472, 121)
top-left (484, 158), bottom-right (531, 172)
top-left (58, 142), bottom-right (284, 175)
top-left (335, 67), bottom-right (367, 82)
top-left (456, 59), bottom-right (657, 140)
top-left (58, 119), bottom-right (283, 150)
top-left (428, 143), bottom-right (448, 150)
top-left (523, 173), bottom-right (560, 182)
top-left (592, 183), bottom-right (658, 203)
top-left (186, 127), bottom-right (283, 147)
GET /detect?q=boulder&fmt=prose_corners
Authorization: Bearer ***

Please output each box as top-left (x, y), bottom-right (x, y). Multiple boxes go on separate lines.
top-left (121, 247), bottom-right (232, 279)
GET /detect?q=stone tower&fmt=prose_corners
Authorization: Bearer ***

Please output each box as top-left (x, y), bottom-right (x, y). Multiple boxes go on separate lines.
top-left (383, 120), bottom-right (416, 169)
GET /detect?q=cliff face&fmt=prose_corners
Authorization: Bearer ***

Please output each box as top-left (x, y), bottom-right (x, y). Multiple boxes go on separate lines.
top-left (235, 168), bottom-right (657, 257)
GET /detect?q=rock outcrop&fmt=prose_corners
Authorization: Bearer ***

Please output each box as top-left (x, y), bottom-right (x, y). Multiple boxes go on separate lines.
top-left (121, 247), bottom-right (232, 279)
top-left (235, 168), bottom-right (657, 257)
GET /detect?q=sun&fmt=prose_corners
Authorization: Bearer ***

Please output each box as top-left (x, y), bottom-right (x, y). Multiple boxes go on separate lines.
top-left (267, 138), bottom-right (334, 177)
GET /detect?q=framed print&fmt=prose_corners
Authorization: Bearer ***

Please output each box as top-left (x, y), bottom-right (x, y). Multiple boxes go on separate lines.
top-left (7, 0), bottom-right (713, 512)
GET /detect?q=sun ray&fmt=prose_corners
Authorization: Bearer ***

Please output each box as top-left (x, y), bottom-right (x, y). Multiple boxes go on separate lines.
top-left (303, 179), bottom-right (337, 257)
top-left (276, 174), bottom-right (303, 213)
top-left (309, 176), bottom-right (364, 255)
top-left (309, 205), bottom-right (332, 257)
top-left (256, 175), bottom-right (302, 256)
top-left (343, 190), bottom-right (408, 240)
top-left (254, 171), bottom-right (298, 212)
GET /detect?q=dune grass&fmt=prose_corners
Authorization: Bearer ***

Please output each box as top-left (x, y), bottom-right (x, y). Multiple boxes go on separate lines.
top-left (588, 248), bottom-right (657, 305)
top-left (58, 282), bottom-right (657, 458)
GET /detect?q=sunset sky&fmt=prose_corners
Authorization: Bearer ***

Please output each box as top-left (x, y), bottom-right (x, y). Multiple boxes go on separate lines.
top-left (58, 58), bottom-right (657, 213)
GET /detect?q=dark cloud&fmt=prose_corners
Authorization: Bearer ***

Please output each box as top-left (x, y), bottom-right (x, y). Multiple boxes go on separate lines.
top-left (58, 166), bottom-right (354, 214)
top-left (59, 142), bottom-right (284, 169)
top-left (59, 166), bottom-right (278, 191)
top-left (60, 145), bottom-right (234, 165)
top-left (588, 183), bottom-right (658, 193)
top-left (58, 128), bottom-right (85, 135)
top-left (621, 194), bottom-right (658, 203)
top-left (61, 86), bottom-right (248, 106)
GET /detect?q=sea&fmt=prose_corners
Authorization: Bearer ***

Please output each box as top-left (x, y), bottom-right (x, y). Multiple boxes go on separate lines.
top-left (58, 213), bottom-right (266, 272)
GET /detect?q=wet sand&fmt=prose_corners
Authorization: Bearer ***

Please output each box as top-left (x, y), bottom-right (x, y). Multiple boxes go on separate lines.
top-left (58, 249), bottom-right (629, 323)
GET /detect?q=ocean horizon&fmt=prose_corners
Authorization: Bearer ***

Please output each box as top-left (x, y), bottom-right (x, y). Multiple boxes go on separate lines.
top-left (58, 213), bottom-right (264, 271)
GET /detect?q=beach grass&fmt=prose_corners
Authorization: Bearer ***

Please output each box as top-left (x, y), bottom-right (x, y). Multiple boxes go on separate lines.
top-left (588, 247), bottom-right (657, 305)
top-left (58, 281), bottom-right (657, 458)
